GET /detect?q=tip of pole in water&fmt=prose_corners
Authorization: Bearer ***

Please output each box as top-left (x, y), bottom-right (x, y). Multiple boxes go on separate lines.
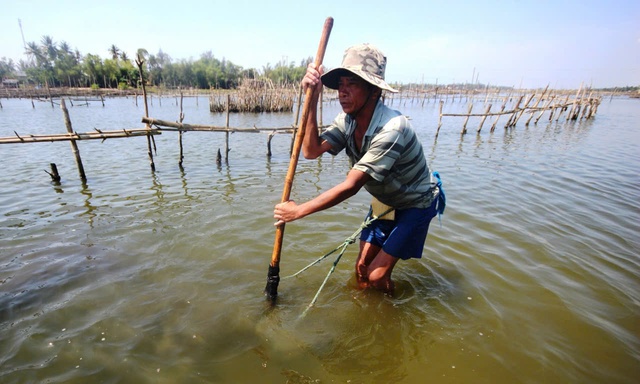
top-left (264, 264), bottom-right (280, 303)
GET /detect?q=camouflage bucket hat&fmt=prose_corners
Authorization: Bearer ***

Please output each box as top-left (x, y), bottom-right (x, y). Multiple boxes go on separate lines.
top-left (321, 43), bottom-right (398, 93)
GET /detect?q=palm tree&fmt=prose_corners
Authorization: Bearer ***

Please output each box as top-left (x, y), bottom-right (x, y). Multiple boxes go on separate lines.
top-left (108, 44), bottom-right (121, 60)
top-left (41, 35), bottom-right (58, 61)
top-left (25, 41), bottom-right (45, 65)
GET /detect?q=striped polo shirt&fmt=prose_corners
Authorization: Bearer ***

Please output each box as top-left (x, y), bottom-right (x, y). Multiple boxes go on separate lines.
top-left (321, 100), bottom-right (437, 209)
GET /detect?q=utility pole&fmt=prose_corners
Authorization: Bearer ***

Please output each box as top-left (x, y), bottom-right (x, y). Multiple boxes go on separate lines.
top-left (18, 18), bottom-right (32, 66)
top-left (18, 18), bottom-right (27, 49)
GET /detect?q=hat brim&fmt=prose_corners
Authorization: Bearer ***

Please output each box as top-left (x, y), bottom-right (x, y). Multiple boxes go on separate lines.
top-left (321, 67), bottom-right (398, 93)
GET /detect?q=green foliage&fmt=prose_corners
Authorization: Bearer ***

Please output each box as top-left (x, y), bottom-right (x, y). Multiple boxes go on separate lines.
top-left (90, 83), bottom-right (100, 90)
top-left (0, 57), bottom-right (16, 79)
top-left (12, 36), bottom-right (311, 90)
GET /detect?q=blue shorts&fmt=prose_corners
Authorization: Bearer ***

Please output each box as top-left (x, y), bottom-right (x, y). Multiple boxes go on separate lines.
top-left (360, 199), bottom-right (437, 260)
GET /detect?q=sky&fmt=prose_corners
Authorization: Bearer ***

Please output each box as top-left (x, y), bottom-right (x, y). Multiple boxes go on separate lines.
top-left (2, 0), bottom-right (639, 89)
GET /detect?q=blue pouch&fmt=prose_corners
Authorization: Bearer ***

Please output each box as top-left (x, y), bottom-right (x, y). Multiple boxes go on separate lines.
top-left (432, 171), bottom-right (446, 224)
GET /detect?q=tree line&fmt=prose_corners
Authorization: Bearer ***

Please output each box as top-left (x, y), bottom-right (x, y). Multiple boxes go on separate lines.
top-left (0, 35), bottom-right (312, 90)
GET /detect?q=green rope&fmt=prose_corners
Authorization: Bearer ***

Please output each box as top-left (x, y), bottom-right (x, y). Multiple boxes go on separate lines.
top-left (293, 206), bottom-right (394, 319)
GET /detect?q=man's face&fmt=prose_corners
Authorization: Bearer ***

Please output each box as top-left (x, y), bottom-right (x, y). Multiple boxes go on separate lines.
top-left (337, 75), bottom-right (373, 115)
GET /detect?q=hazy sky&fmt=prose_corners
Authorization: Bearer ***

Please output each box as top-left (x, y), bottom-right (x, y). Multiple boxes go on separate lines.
top-left (2, 0), bottom-right (638, 89)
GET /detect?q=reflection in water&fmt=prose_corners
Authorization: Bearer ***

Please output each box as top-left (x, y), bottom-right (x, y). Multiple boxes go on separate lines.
top-left (310, 157), bottom-right (324, 194)
top-left (149, 170), bottom-right (165, 207)
top-left (265, 156), bottom-right (273, 178)
top-left (179, 167), bottom-right (190, 198)
top-left (80, 182), bottom-right (96, 228)
top-left (219, 162), bottom-right (236, 204)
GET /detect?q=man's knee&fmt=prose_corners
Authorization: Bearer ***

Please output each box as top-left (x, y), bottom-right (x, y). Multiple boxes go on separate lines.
top-left (367, 267), bottom-right (390, 289)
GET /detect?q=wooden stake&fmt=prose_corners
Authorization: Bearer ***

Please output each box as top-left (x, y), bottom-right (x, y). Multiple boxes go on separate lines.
top-left (505, 95), bottom-right (524, 128)
top-left (512, 93), bottom-right (534, 127)
top-left (135, 55), bottom-right (155, 171)
top-left (179, 90), bottom-right (185, 168)
top-left (60, 98), bottom-right (86, 182)
top-left (490, 97), bottom-right (507, 132)
top-left (555, 95), bottom-right (571, 122)
top-left (461, 102), bottom-right (473, 134)
top-left (535, 96), bottom-right (555, 124)
top-left (225, 94), bottom-right (230, 162)
top-left (436, 100), bottom-right (444, 138)
top-left (477, 104), bottom-right (492, 133)
top-left (290, 85), bottom-right (304, 156)
top-left (45, 163), bottom-right (61, 182)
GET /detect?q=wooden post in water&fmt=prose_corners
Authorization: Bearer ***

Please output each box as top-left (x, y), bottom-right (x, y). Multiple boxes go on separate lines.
top-left (267, 130), bottom-right (276, 157)
top-left (580, 91), bottom-right (592, 120)
top-left (535, 96), bottom-right (555, 124)
top-left (477, 103), bottom-right (492, 133)
top-left (461, 102), bottom-right (473, 134)
top-left (60, 98), bottom-right (86, 182)
top-left (555, 95), bottom-right (570, 122)
top-left (290, 85), bottom-right (304, 156)
top-left (525, 85), bottom-right (549, 126)
top-left (567, 83), bottom-right (583, 121)
top-left (436, 100), bottom-right (444, 138)
top-left (225, 94), bottom-right (230, 162)
top-left (178, 90), bottom-right (185, 168)
top-left (504, 95), bottom-right (524, 128)
top-left (512, 93), bottom-right (534, 127)
top-left (45, 163), bottom-right (61, 182)
top-left (46, 80), bottom-right (54, 108)
top-left (490, 97), bottom-right (507, 132)
top-left (135, 55), bottom-right (155, 171)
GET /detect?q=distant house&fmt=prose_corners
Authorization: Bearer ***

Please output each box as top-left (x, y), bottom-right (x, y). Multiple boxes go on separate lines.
top-left (1, 79), bottom-right (19, 88)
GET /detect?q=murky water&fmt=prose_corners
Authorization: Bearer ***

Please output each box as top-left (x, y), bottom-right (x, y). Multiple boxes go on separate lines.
top-left (1, 94), bottom-right (638, 383)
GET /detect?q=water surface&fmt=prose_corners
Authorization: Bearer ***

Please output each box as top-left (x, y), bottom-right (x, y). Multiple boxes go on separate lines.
top-left (0, 95), bottom-right (638, 383)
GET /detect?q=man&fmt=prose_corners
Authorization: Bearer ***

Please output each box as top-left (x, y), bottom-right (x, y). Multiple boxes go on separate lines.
top-left (273, 43), bottom-right (442, 294)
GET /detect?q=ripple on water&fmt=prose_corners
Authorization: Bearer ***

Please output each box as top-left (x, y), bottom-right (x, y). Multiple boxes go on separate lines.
top-left (1, 98), bottom-right (639, 383)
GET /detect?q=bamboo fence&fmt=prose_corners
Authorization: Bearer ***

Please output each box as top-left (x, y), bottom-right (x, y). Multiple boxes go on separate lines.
top-left (433, 84), bottom-right (602, 137)
top-left (0, 80), bottom-right (606, 182)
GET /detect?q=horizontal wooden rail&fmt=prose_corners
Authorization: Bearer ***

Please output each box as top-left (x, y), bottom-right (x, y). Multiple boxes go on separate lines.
top-left (0, 128), bottom-right (160, 144)
top-left (141, 117), bottom-right (294, 133)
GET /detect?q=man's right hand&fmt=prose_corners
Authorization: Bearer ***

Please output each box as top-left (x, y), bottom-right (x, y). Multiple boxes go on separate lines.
top-left (301, 63), bottom-right (324, 97)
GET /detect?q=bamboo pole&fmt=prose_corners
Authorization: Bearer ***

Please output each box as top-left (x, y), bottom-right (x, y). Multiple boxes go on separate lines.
top-left (266, 16), bottom-right (333, 302)
top-left (534, 96), bottom-right (555, 124)
top-left (490, 97), bottom-right (507, 132)
top-left (461, 102), bottom-right (473, 134)
top-left (290, 85), bottom-right (304, 155)
top-left (225, 94), bottom-right (230, 162)
top-left (580, 91), bottom-right (592, 120)
top-left (141, 117), bottom-right (293, 133)
top-left (0, 128), bottom-right (159, 144)
top-left (504, 95), bottom-right (524, 128)
top-left (512, 93), bottom-right (534, 127)
top-left (178, 90), bottom-right (185, 168)
top-left (525, 85), bottom-right (549, 126)
top-left (60, 98), bottom-right (86, 182)
top-left (477, 104), bottom-right (492, 133)
top-left (436, 100), bottom-right (444, 138)
top-left (567, 83), bottom-right (583, 121)
top-left (555, 95), bottom-right (571, 122)
top-left (135, 55), bottom-right (156, 171)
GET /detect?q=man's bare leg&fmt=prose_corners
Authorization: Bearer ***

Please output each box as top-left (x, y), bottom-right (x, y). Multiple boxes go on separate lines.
top-left (355, 240), bottom-right (380, 288)
top-left (367, 249), bottom-right (399, 294)
top-left (355, 241), bottom-right (399, 294)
